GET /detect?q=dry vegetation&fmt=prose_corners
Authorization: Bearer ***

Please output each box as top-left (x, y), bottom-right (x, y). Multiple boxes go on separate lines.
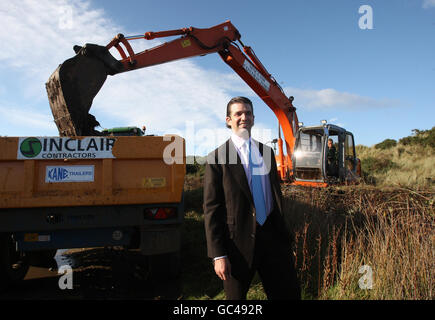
top-left (356, 127), bottom-right (435, 189)
top-left (282, 185), bottom-right (434, 300)
top-left (356, 144), bottom-right (434, 188)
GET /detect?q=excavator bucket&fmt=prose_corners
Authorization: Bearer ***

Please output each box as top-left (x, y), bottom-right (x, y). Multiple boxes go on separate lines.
top-left (45, 44), bottom-right (123, 136)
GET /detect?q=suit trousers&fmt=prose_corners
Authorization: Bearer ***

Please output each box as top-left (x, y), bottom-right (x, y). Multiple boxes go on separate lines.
top-left (223, 214), bottom-right (301, 300)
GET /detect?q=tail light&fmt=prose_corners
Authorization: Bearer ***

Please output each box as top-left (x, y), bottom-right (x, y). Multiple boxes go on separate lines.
top-left (144, 207), bottom-right (176, 220)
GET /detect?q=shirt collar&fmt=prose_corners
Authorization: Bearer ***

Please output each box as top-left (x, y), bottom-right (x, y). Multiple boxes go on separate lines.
top-left (230, 132), bottom-right (250, 150)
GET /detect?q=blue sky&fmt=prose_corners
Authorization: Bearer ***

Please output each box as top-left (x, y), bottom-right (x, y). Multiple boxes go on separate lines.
top-left (0, 0), bottom-right (434, 156)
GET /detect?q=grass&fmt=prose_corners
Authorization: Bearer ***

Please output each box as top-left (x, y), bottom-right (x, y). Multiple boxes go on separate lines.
top-left (356, 142), bottom-right (435, 189)
top-left (282, 185), bottom-right (434, 300)
top-left (181, 170), bottom-right (434, 300)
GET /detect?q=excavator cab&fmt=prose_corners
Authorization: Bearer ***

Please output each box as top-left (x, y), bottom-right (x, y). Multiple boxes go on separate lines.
top-left (292, 123), bottom-right (360, 187)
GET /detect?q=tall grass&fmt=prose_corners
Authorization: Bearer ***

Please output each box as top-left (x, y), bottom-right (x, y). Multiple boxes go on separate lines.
top-left (356, 144), bottom-right (435, 189)
top-left (283, 186), bottom-right (434, 300)
top-left (331, 196), bottom-right (434, 299)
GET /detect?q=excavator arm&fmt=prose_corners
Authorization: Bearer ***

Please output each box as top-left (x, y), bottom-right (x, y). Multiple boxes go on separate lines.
top-left (46, 20), bottom-right (298, 180)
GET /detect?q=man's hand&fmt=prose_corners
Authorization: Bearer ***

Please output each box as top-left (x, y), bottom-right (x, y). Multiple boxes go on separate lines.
top-left (214, 257), bottom-right (231, 281)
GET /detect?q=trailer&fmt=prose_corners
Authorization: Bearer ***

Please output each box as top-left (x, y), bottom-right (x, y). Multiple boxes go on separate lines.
top-left (0, 134), bottom-right (185, 288)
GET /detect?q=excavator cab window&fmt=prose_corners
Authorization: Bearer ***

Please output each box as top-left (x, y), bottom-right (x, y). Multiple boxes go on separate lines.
top-left (326, 135), bottom-right (339, 178)
top-left (293, 130), bottom-right (323, 181)
top-left (345, 133), bottom-right (356, 172)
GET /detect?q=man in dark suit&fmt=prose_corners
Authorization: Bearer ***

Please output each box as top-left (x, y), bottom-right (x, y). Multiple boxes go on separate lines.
top-left (203, 96), bottom-right (301, 300)
top-left (326, 138), bottom-right (338, 177)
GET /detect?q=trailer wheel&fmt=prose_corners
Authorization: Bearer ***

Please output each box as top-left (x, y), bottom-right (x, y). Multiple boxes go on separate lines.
top-left (0, 234), bottom-right (29, 290)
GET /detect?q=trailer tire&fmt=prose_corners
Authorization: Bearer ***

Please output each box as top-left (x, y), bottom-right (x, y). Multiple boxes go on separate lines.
top-left (0, 233), bottom-right (29, 291)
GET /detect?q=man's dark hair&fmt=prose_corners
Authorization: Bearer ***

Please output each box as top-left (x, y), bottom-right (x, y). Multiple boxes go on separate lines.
top-left (226, 96), bottom-right (254, 129)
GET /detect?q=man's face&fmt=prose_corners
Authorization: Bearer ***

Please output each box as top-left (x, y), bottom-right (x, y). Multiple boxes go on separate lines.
top-left (328, 140), bottom-right (333, 148)
top-left (226, 102), bottom-right (254, 137)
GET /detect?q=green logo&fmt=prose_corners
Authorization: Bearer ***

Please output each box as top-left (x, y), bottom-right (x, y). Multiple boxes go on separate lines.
top-left (20, 137), bottom-right (42, 158)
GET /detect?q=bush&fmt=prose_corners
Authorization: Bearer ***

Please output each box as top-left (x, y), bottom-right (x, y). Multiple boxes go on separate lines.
top-left (360, 157), bottom-right (399, 184)
top-left (361, 157), bottom-right (398, 175)
top-left (352, 127), bottom-right (434, 187)
top-left (186, 160), bottom-right (205, 176)
top-left (186, 163), bottom-right (200, 175)
top-left (184, 187), bottom-right (204, 212)
top-left (399, 127), bottom-right (435, 148)
top-left (375, 139), bottom-right (397, 150)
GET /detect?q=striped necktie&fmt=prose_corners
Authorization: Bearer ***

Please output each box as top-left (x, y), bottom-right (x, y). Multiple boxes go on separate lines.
top-left (248, 141), bottom-right (267, 226)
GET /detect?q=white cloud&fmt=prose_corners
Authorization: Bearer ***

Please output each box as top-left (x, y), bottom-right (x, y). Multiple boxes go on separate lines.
top-left (0, 1), bottom-right (117, 82)
top-left (0, 0), bottom-right (249, 155)
top-left (327, 118), bottom-right (345, 128)
top-left (0, 105), bottom-right (57, 134)
top-left (284, 87), bottom-right (400, 110)
top-left (423, 0), bottom-right (435, 8)
top-left (93, 62), bottom-right (234, 132)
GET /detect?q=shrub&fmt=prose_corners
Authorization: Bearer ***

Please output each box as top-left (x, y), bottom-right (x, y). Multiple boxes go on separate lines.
top-left (361, 157), bottom-right (398, 175)
top-left (186, 163), bottom-right (200, 175)
top-left (374, 139), bottom-right (397, 150)
top-left (399, 127), bottom-right (435, 148)
top-left (397, 147), bottom-right (405, 157)
top-left (360, 157), bottom-right (399, 185)
top-left (186, 159), bottom-right (205, 176)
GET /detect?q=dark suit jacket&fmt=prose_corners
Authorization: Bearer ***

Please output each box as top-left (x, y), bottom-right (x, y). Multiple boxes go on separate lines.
top-left (203, 138), bottom-right (292, 277)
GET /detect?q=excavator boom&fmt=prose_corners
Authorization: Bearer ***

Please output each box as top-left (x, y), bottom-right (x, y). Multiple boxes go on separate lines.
top-left (46, 20), bottom-right (298, 180)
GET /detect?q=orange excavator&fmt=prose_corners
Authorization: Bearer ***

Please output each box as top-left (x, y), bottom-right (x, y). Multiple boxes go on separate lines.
top-left (46, 20), bottom-right (360, 187)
